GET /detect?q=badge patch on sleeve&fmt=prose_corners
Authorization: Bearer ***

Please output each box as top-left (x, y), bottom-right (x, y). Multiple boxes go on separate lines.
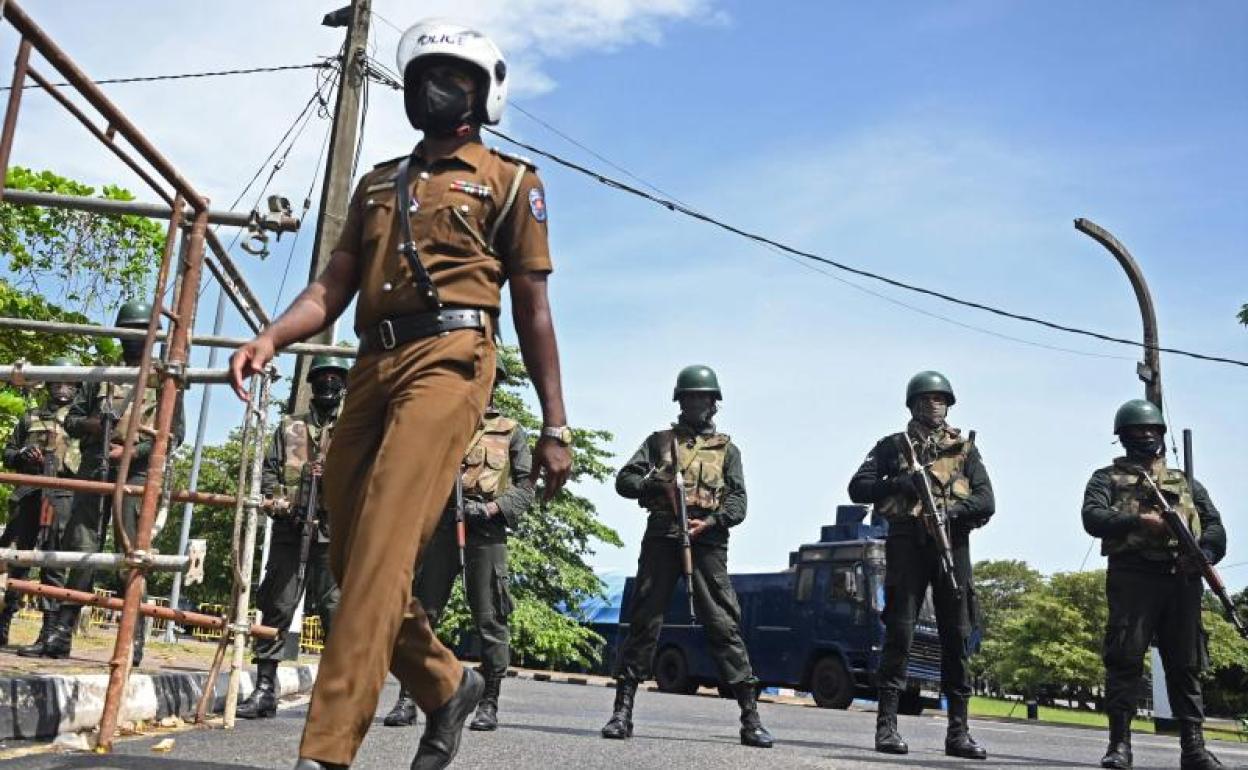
top-left (528, 187), bottom-right (547, 222)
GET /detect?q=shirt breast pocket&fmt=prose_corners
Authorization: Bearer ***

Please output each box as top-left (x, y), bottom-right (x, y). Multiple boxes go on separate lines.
top-left (429, 196), bottom-right (490, 258)
top-left (362, 197), bottom-right (393, 248)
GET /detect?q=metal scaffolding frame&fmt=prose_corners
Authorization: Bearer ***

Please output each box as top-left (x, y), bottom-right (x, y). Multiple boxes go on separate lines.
top-left (0, 1), bottom-right (358, 749)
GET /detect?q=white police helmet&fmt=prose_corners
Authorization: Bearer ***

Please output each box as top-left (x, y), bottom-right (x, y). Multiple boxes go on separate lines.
top-left (396, 19), bottom-right (508, 125)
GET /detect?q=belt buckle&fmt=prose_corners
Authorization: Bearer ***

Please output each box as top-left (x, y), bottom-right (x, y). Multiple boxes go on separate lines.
top-left (378, 319), bottom-right (397, 351)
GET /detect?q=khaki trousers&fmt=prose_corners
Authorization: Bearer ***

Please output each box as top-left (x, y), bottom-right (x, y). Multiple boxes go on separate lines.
top-left (299, 328), bottom-right (494, 765)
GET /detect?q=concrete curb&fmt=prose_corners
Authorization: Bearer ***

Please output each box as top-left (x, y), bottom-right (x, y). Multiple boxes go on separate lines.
top-left (0, 663), bottom-right (318, 740)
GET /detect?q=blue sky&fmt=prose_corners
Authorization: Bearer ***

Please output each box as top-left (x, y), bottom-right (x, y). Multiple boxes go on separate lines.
top-left (3, 1), bottom-right (1245, 587)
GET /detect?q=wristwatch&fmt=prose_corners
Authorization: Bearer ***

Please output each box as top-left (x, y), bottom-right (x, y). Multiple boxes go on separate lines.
top-left (541, 425), bottom-right (573, 446)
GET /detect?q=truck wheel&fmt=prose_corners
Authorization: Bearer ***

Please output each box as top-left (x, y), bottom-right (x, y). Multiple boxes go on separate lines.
top-left (898, 686), bottom-right (924, 716)
top-left (655, 647), bottom-right (697, 695)
top-left (810, 656), bottom-right (853, 709)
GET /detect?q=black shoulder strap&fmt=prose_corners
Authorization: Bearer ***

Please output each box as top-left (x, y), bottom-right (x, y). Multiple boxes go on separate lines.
top-left (395, 156), bottom-right (441, 309)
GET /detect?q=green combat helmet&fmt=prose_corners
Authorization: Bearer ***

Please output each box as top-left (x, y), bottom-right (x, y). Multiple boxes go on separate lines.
top-left (114, 300), bottom-right (153, 328)
top-left (306, 355), bottom-right (351, 380)
top-left (673, 364), bottom-right (722, 401)
top-left (1112, 399), bottom-right (1166, 435)
top-left (905, 370), bottom-right (956, 406)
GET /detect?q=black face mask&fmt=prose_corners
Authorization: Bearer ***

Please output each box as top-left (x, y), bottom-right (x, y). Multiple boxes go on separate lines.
top-left (311, 375), bottom-right (345, 409)
top-left (406, 73), bottom-right (474, 136)
top-left (910, 400), bottom-right (948, 430)
top-left (1122, 433), bottom-right (1164, 459)
top-left (47, 383), bottom-right (76, 406)
top-left (678, 399), bottom-right (718, 431)
top-left (120, 340), bottom-right (145, 362)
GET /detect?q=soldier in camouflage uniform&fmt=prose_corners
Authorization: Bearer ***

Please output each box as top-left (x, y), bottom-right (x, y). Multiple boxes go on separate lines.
top-left (848, 371), bottom-right (993, 760)
top-left (0, 358), bottom-right (80, 650)
top-left (38, 301), bottom-right (184, 662)
top-left (1083, 399), bottom-right (1226, 770)
top-left (237, 355), bottom-right (348, 720)
top-left (383, 358), bottom-right (533, 732)
top-left (601, 365), bottom-right (774, 750)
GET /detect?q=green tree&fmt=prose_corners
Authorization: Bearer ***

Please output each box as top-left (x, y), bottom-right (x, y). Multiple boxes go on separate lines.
top-left (981, 589), bottom-right (1103, 702)
top-left (1238, 303), bottom-right (1247, 326)
top-left (970, 559), bottom-right (1044, 691)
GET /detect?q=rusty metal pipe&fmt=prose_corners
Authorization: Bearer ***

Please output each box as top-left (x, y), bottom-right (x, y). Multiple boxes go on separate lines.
top-left (0, 37), bottom-right (30, 198)
top-left (2, 2), bottom-right (206, 210)
top-left (0, 365), bottom-right (236, 384)
top-left (2, 579), bottom-right (278, 639)
top-left (0, 471), bottom-right (278, 509)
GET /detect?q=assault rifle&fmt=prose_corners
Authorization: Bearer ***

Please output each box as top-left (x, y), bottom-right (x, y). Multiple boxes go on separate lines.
top-left (293, 456), bottom-right (323, 596)
top-left (901, 435), bottom-right (961, 599)
top-left (95, 398), bottom-right (116, 547)
top-left (1134, 469), bottom-right (1247, 639)
top-left (667, 434), bottom-right (697, 620)
top-left (35, 450), bottom-right (56, 550)
top-left (454, 472), bottom-right (466, 579)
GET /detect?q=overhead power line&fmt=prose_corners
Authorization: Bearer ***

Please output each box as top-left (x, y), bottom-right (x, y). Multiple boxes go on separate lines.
top-left (480, 126), bottom-right (1247, 370)
top-left (1, 62), bottom-right (330, 91)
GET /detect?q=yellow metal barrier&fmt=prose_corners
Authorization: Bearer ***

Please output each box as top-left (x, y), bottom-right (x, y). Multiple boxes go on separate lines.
top-left (300, 616), bottom-right (324, 654)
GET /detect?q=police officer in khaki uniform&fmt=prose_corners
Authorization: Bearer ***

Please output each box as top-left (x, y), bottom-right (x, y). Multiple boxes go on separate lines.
top-left (0, 358), bottom-right (80, 650)
top-left (848, 371), bottom-right (993, 760)
top-left (41, 301), bottom-right (184, 663)
top-left (1083, 399), bottom-right (1226, 770)
top-left (384, 358), bottom-right (534, 731)
top-left (602, 365), bottom-right (774, 750)
top-left (229, 20), bottom-right (572, 770)
top-left (237, 355), bottom-right (348, 720)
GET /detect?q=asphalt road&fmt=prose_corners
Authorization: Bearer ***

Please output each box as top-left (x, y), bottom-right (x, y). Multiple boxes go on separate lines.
top-left (5, 677), bottom-right (1247, 769)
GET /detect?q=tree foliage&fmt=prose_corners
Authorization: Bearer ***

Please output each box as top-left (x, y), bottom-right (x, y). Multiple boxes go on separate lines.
top-left (1239, 303), bottom-right (1247, 326)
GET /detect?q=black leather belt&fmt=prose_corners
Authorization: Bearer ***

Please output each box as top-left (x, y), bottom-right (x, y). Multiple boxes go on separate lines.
top-left (359, 308), bottom-right (489, 355)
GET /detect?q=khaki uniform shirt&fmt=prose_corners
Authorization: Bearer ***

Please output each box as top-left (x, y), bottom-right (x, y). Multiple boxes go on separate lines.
top-left (334, 141), bottom-right (553, 334)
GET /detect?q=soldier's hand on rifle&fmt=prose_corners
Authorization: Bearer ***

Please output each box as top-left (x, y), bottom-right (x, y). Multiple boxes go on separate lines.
top-left (688, 517), bottom-right (713, 540)
top-left (464, 500), bottom-right (491, 528)
top-left (1137, 511), bottom-right (1169, 537)
top-left (310, 460), bottom-right (324, 476)
top-left (886, 469), bottom-right (922, 497)
top-left (18, 445), bottom-right (43, 466)
top-left (641, 466), bottom-right (674, 495)
top-left (108, 442), bottom-right (125, 461)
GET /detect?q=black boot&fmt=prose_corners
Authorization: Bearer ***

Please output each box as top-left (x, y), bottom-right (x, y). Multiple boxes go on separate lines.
top-left (945, 693), bottom-right (987, 760)
top-left (600, 678), bottom-right (637, 740)
top-left (16, 612), bottom-right (54, 657)
top-left (384, 686), bottom-right (419, 727)
top-left (733, 682), bottom-right (774, 748)
top-left (469, 675), bottom-right (501, 731)
top-left (292, 760), bottom-right (346, 770)
top-left (875, 689), bottom-right (908, 754)
top-left (1179, 721), bottom-right (1223, 769)
top-left (237, 660), bottom-right (279, 719)
top-left (38, 607), bottom-right (76, 659)
top-left (411, 667), bottom-right (484, 770)
top-left (1100, 711), bottom-right (1133, 769)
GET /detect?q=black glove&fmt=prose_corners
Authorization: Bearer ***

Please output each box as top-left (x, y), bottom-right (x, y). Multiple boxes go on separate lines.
top-left (463, 500), bottom-right (492, 528)
top-left (882, 470), bottom-right (921, 498)
top-left (641, 468), bottom-right (673, 496)
top-left (18, 445), bottom-right (43, 467)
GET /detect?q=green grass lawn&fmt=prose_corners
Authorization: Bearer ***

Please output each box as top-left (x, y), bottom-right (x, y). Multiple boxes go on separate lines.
top-left (969, 697), bottom-right (1243, 743)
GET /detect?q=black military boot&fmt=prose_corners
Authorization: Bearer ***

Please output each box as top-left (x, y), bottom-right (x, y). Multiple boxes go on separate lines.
top-left (384, 686), bottom-right (419, 727)
top-left (16, 612), bottom-right (54, 657)
top-left (1179, 721), bottom-right (1223, 769)
top-left (945, 693), bottom-right (987, 760)
top-left (237, 660), bottom-right (279, 719)
top-left (38, 607), bottom-right (76, 659)
top-left (875, 688), bottom-right (908, 754)
top-left (293, 760), bottom-right (346, 770)
top-left (469, 675), bottom-right (501, 731)
top-left (410, 667), bottom-right (484, 770)
top-left (1100, 711), bottom-right (1133, 769)
top-left (733, 682), bottom-right (774, 748)
top-left (600, 678), bottom-right (637, 740)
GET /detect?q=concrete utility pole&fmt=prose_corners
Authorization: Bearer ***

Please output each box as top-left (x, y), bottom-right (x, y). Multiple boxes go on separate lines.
top-left (287, 0), bottom-right (371, 414)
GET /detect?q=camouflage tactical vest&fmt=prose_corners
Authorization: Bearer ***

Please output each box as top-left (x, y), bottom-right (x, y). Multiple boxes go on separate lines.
top-left (1101, 457), bottom-right (1200, 559)
top-left (98, 382), bottom-right (159, 444)
top-left (26, 405), bottom-right (81, 476)
top-left (280, 413), bottom-right (336, 488)
top-left (876, 427), bottom-right (974, 521)
top-left (669, 431), bottom-right (730, 512)
top-left (461, 414), bottom-right (518, 500)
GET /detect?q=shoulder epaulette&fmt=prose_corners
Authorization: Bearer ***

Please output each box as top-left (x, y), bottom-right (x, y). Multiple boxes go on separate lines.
top-left (373, 154), bottom-right (406, 170)
top-left (490, 147), bottom-right (538, 171)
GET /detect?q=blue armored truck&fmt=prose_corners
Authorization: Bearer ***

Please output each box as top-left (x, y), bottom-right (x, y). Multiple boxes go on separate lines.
top-left (616, 505), bottom-right (942, 714)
